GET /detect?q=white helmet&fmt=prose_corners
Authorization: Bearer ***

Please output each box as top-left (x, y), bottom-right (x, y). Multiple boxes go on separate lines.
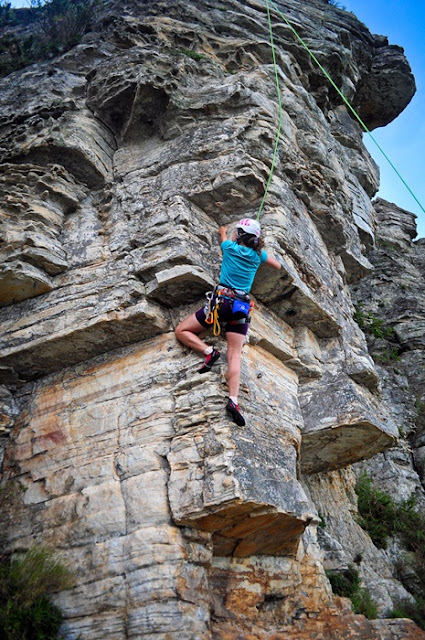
top-left (235, 218), bottom-right (261, 238)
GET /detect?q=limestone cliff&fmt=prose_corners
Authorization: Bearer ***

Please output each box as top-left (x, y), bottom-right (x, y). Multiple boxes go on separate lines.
top-left (0, 1), bottom-right (424, 638)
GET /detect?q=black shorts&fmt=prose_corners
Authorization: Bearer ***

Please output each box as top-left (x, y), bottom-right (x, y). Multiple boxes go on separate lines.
top-left (195, 297), bottom-right (249, 336)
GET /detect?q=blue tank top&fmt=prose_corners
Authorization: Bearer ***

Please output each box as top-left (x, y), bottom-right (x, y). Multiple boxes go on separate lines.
top-left (219, 240), bottom-right (267, 292)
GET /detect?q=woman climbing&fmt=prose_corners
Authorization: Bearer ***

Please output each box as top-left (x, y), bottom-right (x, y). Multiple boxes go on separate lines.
top-left (175, 218), bottom-right (281, 426)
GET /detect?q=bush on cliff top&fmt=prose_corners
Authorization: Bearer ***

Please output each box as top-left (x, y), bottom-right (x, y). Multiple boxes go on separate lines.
top-left (0, 0), bottom-right (102, 77)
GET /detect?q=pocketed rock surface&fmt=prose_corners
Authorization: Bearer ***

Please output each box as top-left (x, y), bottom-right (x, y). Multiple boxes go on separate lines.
top-left (0, 1), bottom-right (424, 638)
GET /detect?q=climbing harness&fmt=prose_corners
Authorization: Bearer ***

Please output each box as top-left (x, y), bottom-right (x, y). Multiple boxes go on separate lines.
top-left (257, 0), bottom-right (425, 219)
top-left (204, 285), bottom-right (254, 336)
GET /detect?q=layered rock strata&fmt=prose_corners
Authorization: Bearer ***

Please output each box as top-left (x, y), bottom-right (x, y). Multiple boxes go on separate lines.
top-left (0, 0), bottom-right (423, 638)
top-left (306, 200), bottom-right (425, 621)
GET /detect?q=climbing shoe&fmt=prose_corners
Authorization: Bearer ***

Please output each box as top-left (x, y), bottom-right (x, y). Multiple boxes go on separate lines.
top-left (198, 348), bottom-right (220, 373)
top-left (226, 398), bottom-right (246, 427)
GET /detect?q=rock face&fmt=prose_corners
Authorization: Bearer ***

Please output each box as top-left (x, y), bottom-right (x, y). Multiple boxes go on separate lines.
top-left (308, 199), bottom-right (425, 626)
top-left (351, 198), bottom-right (425, 498)
top-left (0, 1), bottom-right (423, 638)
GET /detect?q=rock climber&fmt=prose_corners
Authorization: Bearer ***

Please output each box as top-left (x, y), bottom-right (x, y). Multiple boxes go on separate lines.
top-left (175, 218), bottom-right (281, 426)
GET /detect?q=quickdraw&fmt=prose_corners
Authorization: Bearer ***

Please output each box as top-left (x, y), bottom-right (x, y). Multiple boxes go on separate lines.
top-left (205, 290), bottom-right (222, 336)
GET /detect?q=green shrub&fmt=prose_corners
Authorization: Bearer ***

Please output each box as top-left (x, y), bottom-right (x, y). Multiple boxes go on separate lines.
top-left (326, 565), bottom-right (378, 618)
top-left (327, 564), bottom-right (360, 597)
top-left (376, 238), bottom-right (402, 252)
top-left (355, 473), bottom-right (425, 629)
top-left (0, 546), bottom-right (73, 640)
top-left (355, 472), bottom-right (399, 549)
top-left (327, 0), bottom-right (346, 8)
top-left (355, 473), bottom-right (425, 564)
top-left (0, 2), bottom-right (16, 27)
top-left (0, 0), bottom-right (102, 77)
top-left (33, 0), bottom-right (101, 56)
top-left (353, 304), bottom-right (395, 340)
top-left (351, 586), bottom-right (379, 619)
top-left (174, 48), bottom-right (208, 62)
top-left (317, 511), bottom-right (326, 529)
top-left (415, 400), bottom-right (425, 415)
top-left (391, 597), bottom-right (425, 630)
top-left (0, 595), bottom-right (63, 640)
top-left (375, 347), bottom-right (401, 363)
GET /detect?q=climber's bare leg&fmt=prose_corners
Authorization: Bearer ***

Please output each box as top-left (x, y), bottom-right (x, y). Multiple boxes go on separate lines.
top-left (224, 331), bottom-right (246, 426)
top-left (175, 313), bottom-right (208, 354)
top-left (225, 331), bottom-right (245, 399)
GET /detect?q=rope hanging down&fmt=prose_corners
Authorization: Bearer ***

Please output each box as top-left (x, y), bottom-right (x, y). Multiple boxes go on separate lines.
top-left (256, 0), bottom-right (283, 220)
top-left (256, 0), bottom-right (425, 219)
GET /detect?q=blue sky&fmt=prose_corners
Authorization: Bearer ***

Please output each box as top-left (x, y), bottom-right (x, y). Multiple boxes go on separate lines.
top-left (341, 0), bottom-right (425, 239)
top-left (7, 0), bottom-right (425, 238)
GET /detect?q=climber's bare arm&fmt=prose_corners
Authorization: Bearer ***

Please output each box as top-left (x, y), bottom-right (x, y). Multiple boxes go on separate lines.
top-left (219, 226), bottom-right (228, 242)
top-left (265, 255), bottom-right (281, 270)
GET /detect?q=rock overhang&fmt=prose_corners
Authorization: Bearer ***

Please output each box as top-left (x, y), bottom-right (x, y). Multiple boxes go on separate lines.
top-left (301, 420), bottom-right (397, 475)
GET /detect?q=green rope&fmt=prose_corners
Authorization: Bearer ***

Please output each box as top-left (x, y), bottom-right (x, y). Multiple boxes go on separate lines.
top-left (256, 0), bottom-right (283, 220)
top-left (257, 0), bottom-right (425, 218)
